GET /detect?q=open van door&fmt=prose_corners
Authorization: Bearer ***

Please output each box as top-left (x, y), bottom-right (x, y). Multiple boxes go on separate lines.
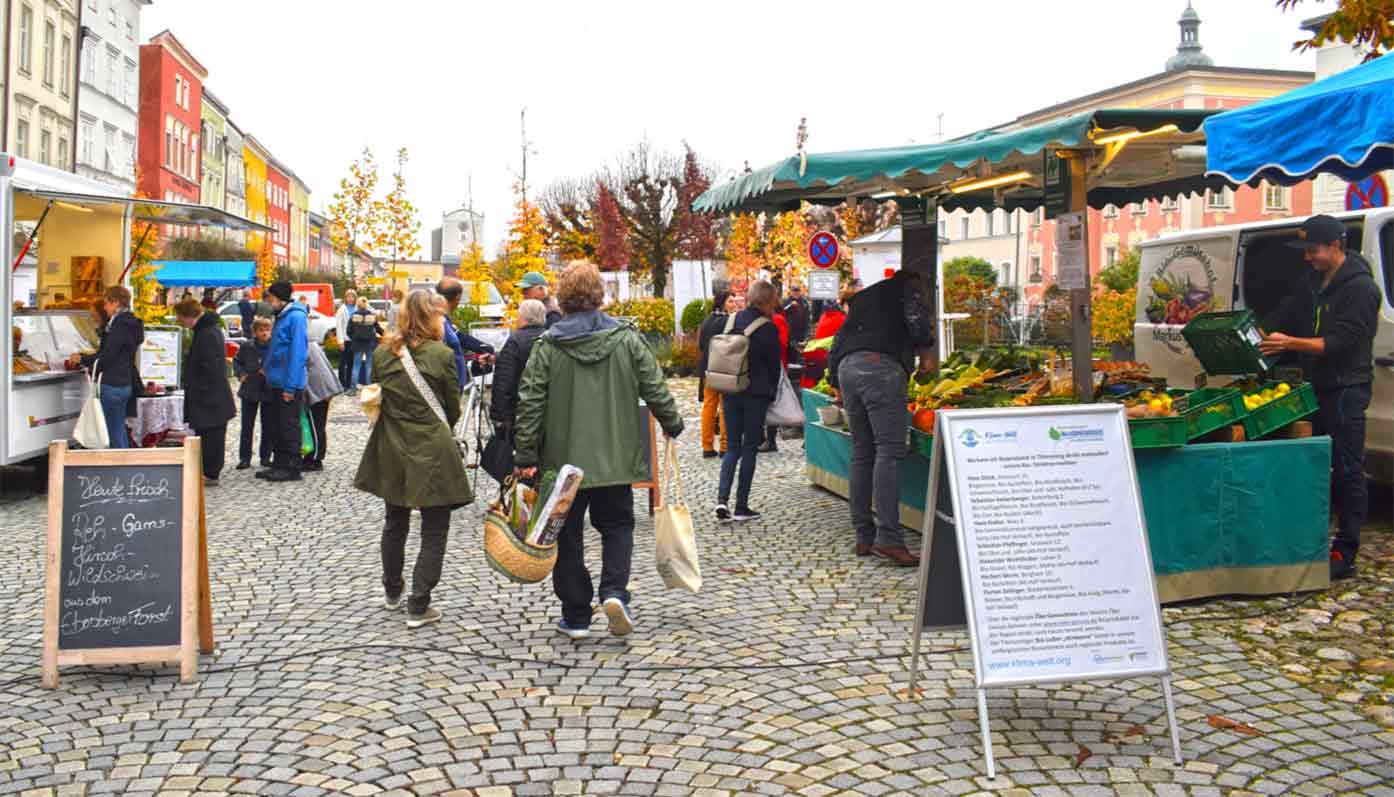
top-left (1362, 210), bottom-right (1394, 485)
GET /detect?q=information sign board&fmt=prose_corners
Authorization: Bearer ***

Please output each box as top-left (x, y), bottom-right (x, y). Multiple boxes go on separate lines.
top-left (1055, 211), bottom-right (1087, 290)
top-left (808, 271), bottom-right (840, 301)
top-left (139, 328), bottom-right (182, 388)
top-left (906, 404), bottom-right (1180, 777)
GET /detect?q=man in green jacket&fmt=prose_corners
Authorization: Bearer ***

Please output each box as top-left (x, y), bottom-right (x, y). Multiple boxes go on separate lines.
top-left (515, 264), bottom-right (683, 640)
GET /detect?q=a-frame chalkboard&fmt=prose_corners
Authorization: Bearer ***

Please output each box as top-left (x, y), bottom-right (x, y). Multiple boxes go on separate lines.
top-left (42, 437), bottom-right (213, 688)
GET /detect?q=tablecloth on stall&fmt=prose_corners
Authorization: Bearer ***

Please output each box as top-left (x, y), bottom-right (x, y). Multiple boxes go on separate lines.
top-left (130, 393), bottom-right (186, 447)
top-left (800, 389), bottom-right (1330, 602)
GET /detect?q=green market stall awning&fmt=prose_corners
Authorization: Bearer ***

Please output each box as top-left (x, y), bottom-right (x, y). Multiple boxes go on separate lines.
top-left (152, 260), bottom-right (257, 288)
top-left (694, 109), bottom-right (1230, 215)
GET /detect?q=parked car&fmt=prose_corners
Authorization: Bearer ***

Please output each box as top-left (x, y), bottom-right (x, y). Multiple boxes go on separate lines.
top-left (217, 301), bottom-right (337, 345)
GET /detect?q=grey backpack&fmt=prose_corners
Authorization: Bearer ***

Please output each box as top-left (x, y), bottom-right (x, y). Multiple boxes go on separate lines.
top-left (705, 314), bottom-right (769, 394)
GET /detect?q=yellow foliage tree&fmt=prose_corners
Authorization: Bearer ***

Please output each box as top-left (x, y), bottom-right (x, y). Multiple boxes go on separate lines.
top-left (766, 209), bottom-right (812, 288)
top-left (724, 213), bottom-right (764, 285)
top-left (327, 148), bottom-right (382, 289)
top-left (372, 148), bottom-right (422, 265)
top-left (459, 241), bottom-right (493, 306)
top-left (497, 191), bottom-right (548, 309)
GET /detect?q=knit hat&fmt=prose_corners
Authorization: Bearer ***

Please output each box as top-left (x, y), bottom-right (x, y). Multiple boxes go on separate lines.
top-left (267, 281), bottom-right (293, 302)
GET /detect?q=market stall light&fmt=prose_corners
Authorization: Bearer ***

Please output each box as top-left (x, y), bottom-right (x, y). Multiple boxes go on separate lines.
top-left (1092, 124), bottom-right (1180, 146)
top-left (871, 189), bottom-right (905, 199)
top-left (948, 171), bottom-right (1032, 194)
top-left (53, 201), bottom-right (93, 213)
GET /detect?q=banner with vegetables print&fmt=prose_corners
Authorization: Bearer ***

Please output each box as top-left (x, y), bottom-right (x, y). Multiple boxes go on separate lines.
top-left (1136, 240), bottom-right (1233, 328)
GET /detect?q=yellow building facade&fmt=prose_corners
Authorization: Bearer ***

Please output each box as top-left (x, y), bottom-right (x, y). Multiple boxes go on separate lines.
top-left (289, 174), bottom-right (309, 272)
top-left (242, 136), bottom-right (269, 256)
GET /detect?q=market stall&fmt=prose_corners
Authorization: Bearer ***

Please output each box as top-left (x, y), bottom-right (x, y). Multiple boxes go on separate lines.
top-left (1, 155), bottom-right (270, 465)
top-left (801, 388), bottom-right (1329, 603)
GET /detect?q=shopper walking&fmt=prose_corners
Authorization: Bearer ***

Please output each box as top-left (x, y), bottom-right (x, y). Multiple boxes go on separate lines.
top-left (697, 291), bottom-right (732, 458)
top-left (828, 269), bottom-right (936, 566)
top-left (68, 285), bottom-right (144, 449)
top-left (301, 340), bottom-right (342, 472)
top-left (514, 264), bottom-right (683, 640)
top-left (715, 280), bottom-right (782, 522)
top-left (258, 281), bottom-right (308, 482)
top-left (489, 299), bottom-right (547, 431)
top-left (175, 299), bottom-right (236, 485)
top-left (354, 289), bottom-right (472, 628)
top-left (348, 296), bottom-right (379, 388)
top-left (233, 317), bottom-right (273, 469)
top-left (335, 290), bottom-right (357, 390)
top-left (1258, 214), bottom-right (1381, 580)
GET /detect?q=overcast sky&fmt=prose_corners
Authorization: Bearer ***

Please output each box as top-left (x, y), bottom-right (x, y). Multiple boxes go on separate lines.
top-left (143, 0), bottom-right (1316, 256)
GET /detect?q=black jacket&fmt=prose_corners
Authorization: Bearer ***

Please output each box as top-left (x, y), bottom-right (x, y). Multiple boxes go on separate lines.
top-left (80, 311), bottom-right (144, 387)
top-left (729, 307), bottom-right (782, 401)
top-left (349, 308), bottom-right (379, 345)
top-left (232, 339), bottom-right (270, 402)
top-left (1265, 250), bottom-right (1382, 391)
top-left (782, 297), bottom-right (810, 345)
top-left (696, 310), bottom-right (729, 394)
top-left (489, 324), bottom-right (546, 426)
top-left (183, 313), bottom-right (237, 430)
top-left (828, 271), bottom-right (935, 389)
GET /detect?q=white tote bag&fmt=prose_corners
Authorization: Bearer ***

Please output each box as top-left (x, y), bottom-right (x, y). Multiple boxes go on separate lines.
top-left (654, 440), bottom-right (702, 593)
top-left (765, 369), bottom-right (804, 427)
top-left (73, 367), bottom-right (110, 450)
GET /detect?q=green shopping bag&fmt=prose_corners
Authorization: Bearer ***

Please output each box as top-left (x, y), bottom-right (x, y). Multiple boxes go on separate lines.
top-left (300, 407), bottom-right (315, 456)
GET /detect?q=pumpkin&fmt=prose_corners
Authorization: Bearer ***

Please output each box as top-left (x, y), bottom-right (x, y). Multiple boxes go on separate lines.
top-left (912, 407), bottom-right (937, 433)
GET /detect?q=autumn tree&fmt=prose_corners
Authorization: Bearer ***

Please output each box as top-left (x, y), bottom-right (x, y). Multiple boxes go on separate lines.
top-left (459, 241), bottom-right (493, 306)
top-left (1279, 0), bottom-right (1393, 58)
top-left (327, 147), bottom-right (382, 287)
top-left (374, 148), bottom-right (422, 266)
top-left (674, 145), bottom-right (716, 260)
top-left (765, 210), bottom-right (812, 289)
top-left (593, 180), bottom-right (631, 271)
top-left (538, 177), bottom-right (596, 262)
top-left (724, 213), bottom-right (766, 285)
top-left (497, 186), bottom-right (549, 307)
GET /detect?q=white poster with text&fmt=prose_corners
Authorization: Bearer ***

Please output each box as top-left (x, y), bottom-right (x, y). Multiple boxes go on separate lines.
top-left (939, 406), bottom-right (1166, 687)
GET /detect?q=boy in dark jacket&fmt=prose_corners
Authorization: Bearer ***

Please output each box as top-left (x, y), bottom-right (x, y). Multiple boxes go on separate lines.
top-left (233, 317), bottom-right (274, 469)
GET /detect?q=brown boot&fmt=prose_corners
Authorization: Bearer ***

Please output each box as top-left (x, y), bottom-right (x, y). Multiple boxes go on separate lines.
top-left (855, 543), bottom-right (872, 557)
top-left (872, 544), bottom-right (920, 567)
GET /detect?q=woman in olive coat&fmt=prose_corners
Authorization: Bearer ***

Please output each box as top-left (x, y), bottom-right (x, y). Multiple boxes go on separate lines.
top-left (354, 289), bottom-right (472, 629)
top-left (176, 299), bottom-right (236, 484)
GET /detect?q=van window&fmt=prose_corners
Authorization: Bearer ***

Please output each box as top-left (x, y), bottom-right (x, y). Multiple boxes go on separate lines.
top-left (1381, 221), bottom-right (1394, 309)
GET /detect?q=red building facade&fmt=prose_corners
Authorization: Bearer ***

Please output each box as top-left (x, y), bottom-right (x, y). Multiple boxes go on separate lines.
top-left (137, 31), bottom-right (206, 205)
top-left (266, 161), bottom-right (291, 268)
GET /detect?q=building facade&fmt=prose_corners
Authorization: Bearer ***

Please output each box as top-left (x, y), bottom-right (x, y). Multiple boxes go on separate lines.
top-left (243, 134), bottom-right (270, 257)
top-left (223, 119), bottom-right (245, 240)
top-left (307, 211), bottom-right (327, 272)
top-left (939, 5), bottom-right (1314, 309)
top-left (288, 172), bottom-right (309, 271)
top-left (137, 29), bottom-right (205, 204)
top-left (198, 87), bottom-right (227, 210)
top-left (265, 158), bottom-right (290, 268)
top-left (430, 206), bottom-right (485, 274)
top-left (4, 0), bottom-right (80, 169)
top-left (75, 0), bottom-right (146, 191)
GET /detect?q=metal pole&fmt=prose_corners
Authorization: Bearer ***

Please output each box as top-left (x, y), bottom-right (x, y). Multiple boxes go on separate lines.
top-left (1161, 675), bottom-right (1183, 764)
top-left (976, 688), bottom-right (996, 779)
top-left (1068, 155), bottom-right (1093, 403)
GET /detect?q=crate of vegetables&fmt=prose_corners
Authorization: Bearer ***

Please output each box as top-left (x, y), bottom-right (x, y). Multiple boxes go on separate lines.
top-left (1119, 389), bottom-right (1188, 449)
top-left (1239, 381), bottom-right (1317, 440)
top-left (1179, 386), bottom-right (1247, 441)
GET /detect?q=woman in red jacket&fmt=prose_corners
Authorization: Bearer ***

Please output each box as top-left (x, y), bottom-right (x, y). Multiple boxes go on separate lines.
top-left (800, 290), bottom-right (852, 389)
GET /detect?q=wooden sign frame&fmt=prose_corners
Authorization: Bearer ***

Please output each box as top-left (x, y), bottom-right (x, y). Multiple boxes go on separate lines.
top-left (633, 402), bottom-right (661, 516)
top-left (42, 437), bottom-right (213, 688)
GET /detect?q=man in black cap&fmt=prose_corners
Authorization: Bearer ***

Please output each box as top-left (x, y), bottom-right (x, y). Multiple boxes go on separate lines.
top-left (258, 280), bottom-right (309, 482)
top-left (1259, 214), bottom-right (1381, 580)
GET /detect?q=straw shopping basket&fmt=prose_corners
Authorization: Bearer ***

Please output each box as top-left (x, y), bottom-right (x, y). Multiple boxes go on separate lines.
top-left (483, 479), bottom-right (558, 584)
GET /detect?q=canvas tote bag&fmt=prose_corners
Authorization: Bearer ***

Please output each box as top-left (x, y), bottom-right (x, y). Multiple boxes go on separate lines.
top-left (654, 439), bottom-right (701, 592)
top-left (73, 366), bottom-right (110, 449)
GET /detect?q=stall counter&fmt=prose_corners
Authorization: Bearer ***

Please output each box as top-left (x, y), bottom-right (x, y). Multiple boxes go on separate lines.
top-left (801, 389), bottom-right (1330, 603)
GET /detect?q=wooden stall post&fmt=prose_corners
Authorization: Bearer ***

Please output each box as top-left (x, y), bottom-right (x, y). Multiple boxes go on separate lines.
top-left (1068, 155), bottom-right (1094, 403)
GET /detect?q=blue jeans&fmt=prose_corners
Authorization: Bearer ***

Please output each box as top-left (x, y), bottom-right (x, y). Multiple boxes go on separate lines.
top-left (99, 383), bottom-right (133, 449)
top-left (838, 351), bottom-right (909, 548)
top-left (1314, 383), bottom-right (1370, 561)
top-left (353, 348), bottom-right (372, 387)
top-left (718, 392), bottom-right (771, 509)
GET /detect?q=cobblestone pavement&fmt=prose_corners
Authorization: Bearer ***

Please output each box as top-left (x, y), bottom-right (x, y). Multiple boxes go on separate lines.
top-left (1, 377), bottom-right (1391, 796)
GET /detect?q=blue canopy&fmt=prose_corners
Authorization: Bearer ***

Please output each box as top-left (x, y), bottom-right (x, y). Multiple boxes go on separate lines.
top-left (152, 260), bottom-right (257, 288)
top-left (1204, 53), bottom-right (1393, 186)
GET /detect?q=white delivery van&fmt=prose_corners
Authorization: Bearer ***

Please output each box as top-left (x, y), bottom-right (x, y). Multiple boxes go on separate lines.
top-left (1133, 208), bottom-right (1394, 484)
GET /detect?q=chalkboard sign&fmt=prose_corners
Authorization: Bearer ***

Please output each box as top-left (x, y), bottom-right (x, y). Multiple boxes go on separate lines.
top-left (42, 438), bottom-right (209, 688)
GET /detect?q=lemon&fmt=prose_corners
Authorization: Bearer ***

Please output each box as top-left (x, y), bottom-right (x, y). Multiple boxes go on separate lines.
top-left (1276, 383), bottom-right (1291, 395)
top-left (1148, 399), bottom-right (1164, 412)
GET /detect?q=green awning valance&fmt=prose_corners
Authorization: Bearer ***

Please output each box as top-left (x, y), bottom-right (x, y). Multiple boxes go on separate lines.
top-left (693, 109), bottom-right (1223, 215)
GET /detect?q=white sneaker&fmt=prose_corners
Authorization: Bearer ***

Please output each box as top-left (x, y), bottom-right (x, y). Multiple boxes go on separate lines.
top-left (715, 504), bottom-right (731, 522)
top-left (406, 607), bottom-right (442, 629)
top-left (602, 597), bottom-right (634, 637)
top-left (384, 594), bottom-right (402, 611)
top-left (556, 619), bottom-right (590, 640)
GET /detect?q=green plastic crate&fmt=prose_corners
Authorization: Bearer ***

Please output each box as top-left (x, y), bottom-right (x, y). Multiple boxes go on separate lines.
top-left (909, 427), bottom-right (934, 458)
top-left (1128, 415), bottom-right (1188, 449)
top-left (1240, 382), bottom-right (1318, 439)
top-left (1180, 386), bottom-right (1247, 441)
top-left (1181, 310), bottom-right (1277, 376)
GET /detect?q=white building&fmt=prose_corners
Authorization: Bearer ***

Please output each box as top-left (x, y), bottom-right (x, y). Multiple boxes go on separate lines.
top-left (75, 0), bottom-right (147, 192)
top-left (224, 119), bottom-right (245, 242)
top-left (430, 206), bottom-right (485, 272)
